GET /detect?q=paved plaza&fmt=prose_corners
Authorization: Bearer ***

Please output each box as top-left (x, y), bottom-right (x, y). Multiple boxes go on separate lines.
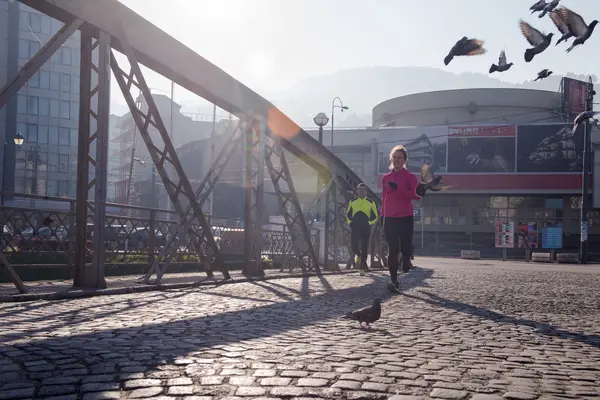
top-left (1, 258), bottom-right (600, 399)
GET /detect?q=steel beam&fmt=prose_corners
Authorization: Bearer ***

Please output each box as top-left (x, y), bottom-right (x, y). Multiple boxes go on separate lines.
top-left (0, 18), bottom-right (83, 110)
top-left (264, 132), bottom-right (320, 273)
top-left (0, 252), bottom-right (27, 294)
top-left (72, 26), bottom-right (111, 289)
top-left (142, 118), bottom-right (248, 284)
top-left (243, 121), bottom-right (265, 277)
top-left (109, 44), bottom-right (227, 283)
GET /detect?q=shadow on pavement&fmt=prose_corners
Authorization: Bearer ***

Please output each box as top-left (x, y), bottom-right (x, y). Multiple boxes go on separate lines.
top-left (0, 269), bottom-right (434, 372)
top-left (404, 290), bottom-right (600, 349)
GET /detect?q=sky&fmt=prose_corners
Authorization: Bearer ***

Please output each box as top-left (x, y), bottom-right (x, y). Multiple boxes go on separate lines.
top-left (113, 0), bottom-right (600, 114)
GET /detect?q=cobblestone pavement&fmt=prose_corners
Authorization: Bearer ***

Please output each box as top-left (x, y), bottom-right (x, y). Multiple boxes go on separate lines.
top-left (1, 258), bottom-right (600, 400)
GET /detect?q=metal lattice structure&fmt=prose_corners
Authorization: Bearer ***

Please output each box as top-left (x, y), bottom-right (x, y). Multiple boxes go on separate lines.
top-left (0, 0), bottom-right (385, 293)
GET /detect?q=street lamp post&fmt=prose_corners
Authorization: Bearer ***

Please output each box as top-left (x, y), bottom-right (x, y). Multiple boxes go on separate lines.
top-left (133, 156), bottom-right (157, 209)
top-left (14, 132), bottom-right (41, 208)
top-left (330, 97), bottom-right (349, 148)
top-left (313, 112), bottom-right (329, 145)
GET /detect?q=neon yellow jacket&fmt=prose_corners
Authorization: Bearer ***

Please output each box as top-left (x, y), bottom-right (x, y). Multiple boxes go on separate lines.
top-left (346, 197), bottom-right (379, 227)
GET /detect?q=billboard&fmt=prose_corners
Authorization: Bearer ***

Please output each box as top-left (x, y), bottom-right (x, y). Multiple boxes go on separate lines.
top-left (561, 77), bottom-right (588, 118)
top-left (447, 125), bottom-right (516, 173)
top-left (377, 126), bottom-right (447, 175)
top-left (375, 123), bottom-right (589, 192)
top-left (516, 124), bottom-right (584, 173)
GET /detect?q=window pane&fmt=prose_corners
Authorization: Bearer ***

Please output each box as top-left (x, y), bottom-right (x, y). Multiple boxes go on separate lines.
top-left (17, 94), bottom-right (27, 114)
top-left (47, 180), bottom-right (58, 196)
top-left (39, 70), bottom-right (49, 89)
top-left (41, 15), bottom-right (51, 34)
top-left (27, 124), bottom-right (38, 143)
top-left (61, 47), bottom-right (71, 65)
top-left (29, 71), bottom-right (39, 88)
top-left (50, 99), bottom-right (59, 117)
top-left (27, 96), bottom-right (39, 115)
top-left (38, 125), bottom-right (49, 144)
top-left (70, 102), bottom-right (79, 121)
top-left (29, 40), bottom-right (40, 58)
top-left (60, 101), bottom-right (70, 119)
top-left (71, 75), bottom-right (80, 94)
top-left (50, 72), bottom-right (60, 91)
top-left (59, 127), bottom-right (69, 146)
top-left (70, 128), bottom-right (78, 145)
top-left (39, 98), bottom-right (50, 117)
top-left (49, 127), bottom-right (59, 145)
top-left (61, 73), bottom-right (70, 92)
top-left (58, 180), bottom-right (69, 197)
top-left (19, 11), bottom-right (28, 30)
top-left (29, 13), bottom-right (41, 33)
top-left (58, 155), bottom-right (69, 172)
top-left (17, 123), bottom-right (26, 138)
top-left (18, 39), bottom-right (29, 59)
top-left (48, 154), bottom-right (58, 172)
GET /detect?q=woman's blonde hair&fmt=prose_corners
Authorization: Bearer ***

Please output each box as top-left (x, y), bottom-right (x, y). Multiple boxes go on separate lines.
top-left (389, 145), bottom-right (408, 170)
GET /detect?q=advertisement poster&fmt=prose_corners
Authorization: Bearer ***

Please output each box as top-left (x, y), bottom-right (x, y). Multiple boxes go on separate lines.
top-left (562, 77), bottom-right (588, 117)
top-left (447, 125), bottom-right (516, 173)
top-left (517, 222), bottom-right (538, 249)
top-left (377, 126), bottom-right (447, 175)
top-left (495, 221), bottom-right (514, 248)
top-left (542, 222), bottom-right (563, 249)
top-left (516, 124), bottom-right (584, 173)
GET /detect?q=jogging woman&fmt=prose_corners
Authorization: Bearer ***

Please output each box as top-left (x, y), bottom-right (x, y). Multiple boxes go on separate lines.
top-left (381, 145), bottom-right (419, 289)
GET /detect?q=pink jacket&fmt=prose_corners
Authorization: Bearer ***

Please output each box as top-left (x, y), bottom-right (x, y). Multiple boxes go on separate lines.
top-left (381, 168), bottom-right (420, 218)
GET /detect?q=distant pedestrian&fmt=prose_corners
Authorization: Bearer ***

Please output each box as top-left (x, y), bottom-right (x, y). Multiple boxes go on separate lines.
top-left (346, 183), bottom-right (379, 276)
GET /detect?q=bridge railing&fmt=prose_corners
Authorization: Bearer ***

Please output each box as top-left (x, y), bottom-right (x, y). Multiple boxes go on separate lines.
top-left (0, 192), bottom-right (319, 272)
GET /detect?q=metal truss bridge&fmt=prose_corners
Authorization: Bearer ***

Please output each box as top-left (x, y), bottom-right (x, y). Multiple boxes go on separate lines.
top-left (0, 0), bottom-right (385, 294)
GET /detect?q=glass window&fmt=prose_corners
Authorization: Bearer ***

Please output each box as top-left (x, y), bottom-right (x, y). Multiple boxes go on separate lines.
top-left (27, 96), bottom-right (39, 115)
top-left (59, 127), bottom-right (69, 146)
top-left (51, 51), bottom-right (61, 65)
top-left (17, 123), bottom-right (27, 139)
top-left (50, 99), bottom-right (59, 117)
top-left (29, 40), bottom-right (40, 58)
top-left (29, 71), bottom-right (40, 88)
top-left (29, 13), bottom-right (41, 33)
top-left (71, 75), bottom-right (80, 94)
top-left (39, 98), bottom-right (50, 117)
top-left (58, 155), bottom-right (69, 172)
top-left (17, 94), bottom-right (27, 114)
top-left (60, 101), bottom-right (70, 119)
top-left (49, 127), bottom-right (59, 145)
top-left (70, 102), bottom-right (79, 121)
top-left (59, 145), bottom-right (69, 155)
top-left (47, 180), bottom-right (58, 196)
top-left (19, 11), bottom-right (28, 30)
top-left (48, 153), bottom-right (58, 172)
top-left (58, 180), bottom-right (69, 197)
top-left (70, 128), bottom-right (78, 145)
top-left (61, 73), bottom-right (71, 92)
top-left (50, 72), bottom-right (60, 91)
top-left (39, 70), bottom-right (50, 89)
top-left (41, 15), bottom-right (51, 34)
top-left (61, 47), bottom-right (71, 65)
top-left (27, 124), bottom-right (38, 143)
top-left (50, 19), bottom-right (62, 35)
top-left (18, 39), bottom-right (29, 59)
top-left (38, 125), bottom-right (49, 144)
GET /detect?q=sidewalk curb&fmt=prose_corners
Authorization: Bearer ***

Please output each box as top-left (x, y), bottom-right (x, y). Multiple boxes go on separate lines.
top-left (0, 270), bottom-right (363, 303)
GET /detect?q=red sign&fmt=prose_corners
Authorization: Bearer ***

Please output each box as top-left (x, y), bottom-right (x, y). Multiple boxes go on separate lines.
top-left (562, 77), bottom-right (588, 117)
top-left (448, 125), bottom-right (516, 137)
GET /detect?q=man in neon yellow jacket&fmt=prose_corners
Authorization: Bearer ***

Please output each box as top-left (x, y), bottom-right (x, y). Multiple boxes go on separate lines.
top-left (346, 183), bottom-right (379, 275)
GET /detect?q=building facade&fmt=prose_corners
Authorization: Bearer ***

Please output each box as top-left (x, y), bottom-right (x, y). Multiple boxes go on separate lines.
top-left (1, 1), bottom-right (81, 202)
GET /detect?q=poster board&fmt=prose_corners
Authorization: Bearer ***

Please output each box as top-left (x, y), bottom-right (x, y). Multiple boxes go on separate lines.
top-left (495, 221), bottom-right (514, 248)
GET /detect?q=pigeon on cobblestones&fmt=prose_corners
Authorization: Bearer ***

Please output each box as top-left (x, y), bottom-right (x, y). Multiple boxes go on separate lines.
top-left (342, 298), bottom-right (381, 328)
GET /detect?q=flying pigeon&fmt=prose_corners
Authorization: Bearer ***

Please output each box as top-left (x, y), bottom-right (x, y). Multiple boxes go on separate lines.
top-left (549, 10), bottom-right (573, 45)
top-left (539, 0), bottom-right (560, 18)
top-left (530, 0), bottom-right (547, 14)
top-left (534, 69), bottom-right (553, 81)
top-left (489, 50), bottom-right (513, 73)
top-left (519, 20), bottom-right (553, 62)
top-left (341, 298), bottom-right (382, 329)
top-left (416, 164), bottom-right (451, 196)
top-left (558, 8), bottom-right (598, 53)
top-left (572, 111), bottom-right (600, 134)
top-left (444, 37), bottom-right (486, 66)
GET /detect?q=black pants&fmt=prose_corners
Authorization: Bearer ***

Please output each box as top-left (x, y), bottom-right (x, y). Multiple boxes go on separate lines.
top-left (383, 216), bottom-right (414, 282)
top-left (350, 224), bottom-right (370, 267)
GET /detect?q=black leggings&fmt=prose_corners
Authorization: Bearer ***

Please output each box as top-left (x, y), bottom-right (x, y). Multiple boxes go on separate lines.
top-left (383, 216), bottom-right (414, 282)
